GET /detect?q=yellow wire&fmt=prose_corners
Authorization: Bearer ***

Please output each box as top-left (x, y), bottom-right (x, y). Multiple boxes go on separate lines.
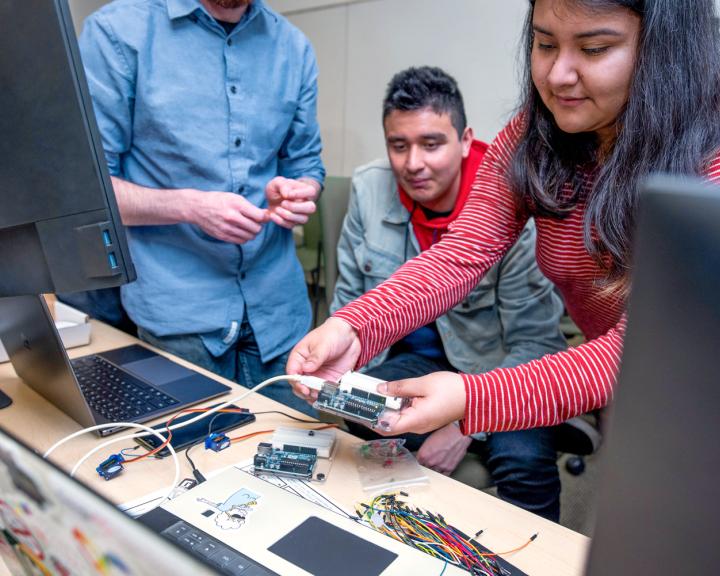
top-left (17, 543), bottom-right (52, 576)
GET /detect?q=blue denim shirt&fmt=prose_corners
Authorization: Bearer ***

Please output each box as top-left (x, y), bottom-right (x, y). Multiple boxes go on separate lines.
top-left (332, 159), bottom-right (567, 374)
top-left (79, 0), bottom-right (325, 361)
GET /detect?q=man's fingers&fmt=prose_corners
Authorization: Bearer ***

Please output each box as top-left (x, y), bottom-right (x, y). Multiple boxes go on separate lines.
top-left (236, 202), bottom-right (268, 223)
top-left (226, 216), bottom-right (263, 236)
top-left (281, 199), bottom-right (316, 215)
top-left (212, 227), bottom-right (255, 244)
top-left (268, 212), bottom-right (295, 229)
top-left (224, 194), bottom-right (267, 223)
top-left (271, 206), bottom-right (310, 225)
top-left (280, 186), bottom-right (317, 202)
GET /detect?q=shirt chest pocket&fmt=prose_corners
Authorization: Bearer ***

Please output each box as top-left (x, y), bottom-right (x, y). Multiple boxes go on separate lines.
top-left (246, 98), bottom-right (298, 155)
top-left (354, 243), bottom-right (404, 293)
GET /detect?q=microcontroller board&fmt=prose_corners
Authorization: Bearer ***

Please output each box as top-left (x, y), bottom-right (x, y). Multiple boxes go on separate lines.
top-left (313, 383), bottom-right (391, 429)
top-left (253, 443), bottom-right (318, 480)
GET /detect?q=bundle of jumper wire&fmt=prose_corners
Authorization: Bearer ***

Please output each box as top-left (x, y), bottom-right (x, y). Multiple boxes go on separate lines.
top-left (356, 493), bottom-right (536, 576)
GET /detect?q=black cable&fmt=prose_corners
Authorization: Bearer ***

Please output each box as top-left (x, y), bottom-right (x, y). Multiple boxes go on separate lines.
top-left (184, 409), bottom-right (317, 484)
top-left (250, 410), bottom-right (319, 424)
top-left (206, 409), bottom-right (318, 433)
top-left (185, 445), bottom-right (206, 484)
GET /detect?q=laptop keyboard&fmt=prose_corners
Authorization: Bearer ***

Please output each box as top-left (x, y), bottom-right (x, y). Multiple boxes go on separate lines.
top-left (72, 355), bottom-right (179, 421)
top-left (162, 520), bottom-right (274, 575)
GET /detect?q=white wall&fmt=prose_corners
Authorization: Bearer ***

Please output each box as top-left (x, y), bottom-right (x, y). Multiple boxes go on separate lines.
top-left (70, 0), bottom-right (720, 176)
top-left (68, 0), bottom-right (109, 33)
top-left (274, 0), bottom-right (529, 175)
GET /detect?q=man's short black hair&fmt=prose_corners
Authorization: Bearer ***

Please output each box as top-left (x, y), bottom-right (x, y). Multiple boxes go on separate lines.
top-left (382, 66), bottom-right (467, 137)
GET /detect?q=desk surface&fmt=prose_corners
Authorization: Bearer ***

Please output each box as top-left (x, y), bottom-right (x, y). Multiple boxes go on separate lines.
top-left (0, 320), bottom-right (590, 576)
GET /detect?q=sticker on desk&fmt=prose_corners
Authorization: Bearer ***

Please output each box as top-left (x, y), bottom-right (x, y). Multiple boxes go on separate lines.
top-left (235, 460), bottom-right (353, 519)
top-left (195, 488), bottom-right (261, 531)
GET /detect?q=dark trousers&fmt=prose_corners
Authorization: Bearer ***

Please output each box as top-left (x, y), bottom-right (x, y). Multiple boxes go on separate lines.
top-left (138, 318), bottom-right (317, 418)
top-left (347, 352), bottom-right (561, 522)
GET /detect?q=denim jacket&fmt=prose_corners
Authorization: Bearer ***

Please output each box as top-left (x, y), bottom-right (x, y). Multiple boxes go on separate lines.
top-left (331, 159), bottom-right (567, 374)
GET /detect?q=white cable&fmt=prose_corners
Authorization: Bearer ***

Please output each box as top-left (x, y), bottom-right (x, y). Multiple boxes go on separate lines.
top-left (43, 374), bottom-right (315, 512)
top-left (69, 423), bottom-right (174, 477)
top-left (43, 374), bottom-right (292, 459)
top-left (68, 423), bottom-right (180, 511)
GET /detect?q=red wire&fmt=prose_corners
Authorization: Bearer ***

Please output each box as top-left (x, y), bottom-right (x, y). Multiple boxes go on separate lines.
top-left (123, 407), bottom-right (249, 463)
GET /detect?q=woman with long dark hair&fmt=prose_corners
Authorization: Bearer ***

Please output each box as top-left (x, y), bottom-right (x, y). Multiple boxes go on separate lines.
top-left (287, 0), bottom-right (720, 436)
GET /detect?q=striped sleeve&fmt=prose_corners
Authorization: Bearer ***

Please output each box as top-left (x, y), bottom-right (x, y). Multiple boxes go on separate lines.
top-left (334, 116), bottom-right (529, 366)
top-left (461, 316), bottom-right (626, 433)
top-left (460, 150), bottom-right (720, 434)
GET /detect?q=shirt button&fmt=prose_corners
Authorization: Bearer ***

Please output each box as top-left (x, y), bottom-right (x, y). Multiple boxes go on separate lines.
top-left (227, 38), bottom-right (233, 46)
top-left (230, 85), bottom-right (237, 94)
top-left (237, 185), bottom-right (245, 193)
top-left (234, 137), bottom-right (241, 147)
top-left (363, 263), bottom-right (372, 273)
top-left (239, 272), bottom-right (246, 280)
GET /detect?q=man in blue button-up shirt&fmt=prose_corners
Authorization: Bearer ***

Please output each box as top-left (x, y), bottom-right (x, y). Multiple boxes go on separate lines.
top-left (77, 0), bottom-right (325, 413)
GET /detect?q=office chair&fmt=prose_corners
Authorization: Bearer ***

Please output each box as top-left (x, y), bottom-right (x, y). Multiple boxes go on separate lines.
top-left (295, 176), bottom-right (352, 327)
top-left (295, 209), bottom-right (323, 324)
top-left (319, 176), bottom-right (351, 316)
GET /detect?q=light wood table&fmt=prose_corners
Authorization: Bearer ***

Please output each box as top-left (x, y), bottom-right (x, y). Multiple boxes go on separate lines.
top-left (0, 320), bottom-right (590, 576)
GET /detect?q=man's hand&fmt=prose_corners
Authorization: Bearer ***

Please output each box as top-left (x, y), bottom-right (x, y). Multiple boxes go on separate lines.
top-left (286, 317), bottom-right (361, 403)
top-left (377, 372), bottom-right (466, 435)
top-left (416, 423), bottom-right (472, 476)
top-left (265, 177), bottom-right (320, 229)
top-left (191, 191), bottom-right (269, 244)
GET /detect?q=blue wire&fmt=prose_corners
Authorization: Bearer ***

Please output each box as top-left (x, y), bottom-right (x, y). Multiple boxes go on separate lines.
top-left (439, 561), bottom-right (447, 576)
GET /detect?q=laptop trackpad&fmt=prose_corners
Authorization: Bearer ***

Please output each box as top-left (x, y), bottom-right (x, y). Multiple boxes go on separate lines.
top-left (121, 356), bottom-right (193, 387)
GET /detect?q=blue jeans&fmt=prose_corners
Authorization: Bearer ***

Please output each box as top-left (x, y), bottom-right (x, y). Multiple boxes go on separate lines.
top-left (348, 351), bottom-right (561, 522)
top-left (137, 320), bottom-right (316, 418)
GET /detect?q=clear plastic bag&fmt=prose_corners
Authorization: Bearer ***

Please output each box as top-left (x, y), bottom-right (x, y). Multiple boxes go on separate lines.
top-left (353, 438), bottom-right (429, 493)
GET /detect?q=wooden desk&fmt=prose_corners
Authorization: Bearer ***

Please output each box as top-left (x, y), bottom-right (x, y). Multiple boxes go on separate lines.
top-left (0, 320), bottom-right (590, 576)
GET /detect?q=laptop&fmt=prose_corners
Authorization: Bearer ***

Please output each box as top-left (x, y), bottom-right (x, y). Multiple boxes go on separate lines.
top-left (585, 176), bottom-right (720, 574)
top-left (0, 425), bottom-right (221, 575)
top-left (0, 295), bottom-right (231, 436)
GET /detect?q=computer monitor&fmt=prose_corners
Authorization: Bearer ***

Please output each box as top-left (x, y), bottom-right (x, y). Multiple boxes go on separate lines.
top-left (0, 0), bottom-right (135, 297)
top-left (0, 425), bottom-right (219, 575)
top-left (585, 175), bottom-right (720, 574)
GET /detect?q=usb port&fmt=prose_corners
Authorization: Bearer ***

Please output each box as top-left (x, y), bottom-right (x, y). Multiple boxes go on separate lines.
top-left (102, 230), bottom-right (112, 246)
top-left (108, 252), bottom-right (118, 269)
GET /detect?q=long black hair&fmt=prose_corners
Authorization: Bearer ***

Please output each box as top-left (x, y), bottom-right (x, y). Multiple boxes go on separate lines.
top-left (511, 0), bottom-right (720, 289)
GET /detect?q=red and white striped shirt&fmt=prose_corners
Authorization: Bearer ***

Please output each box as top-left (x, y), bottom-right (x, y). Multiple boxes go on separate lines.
top-left (334, 114), bottom-right (720, 434)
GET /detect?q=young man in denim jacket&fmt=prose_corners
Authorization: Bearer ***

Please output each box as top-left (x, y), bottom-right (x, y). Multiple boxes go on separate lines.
top-left (332, 67), bottom-right (567, 521)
